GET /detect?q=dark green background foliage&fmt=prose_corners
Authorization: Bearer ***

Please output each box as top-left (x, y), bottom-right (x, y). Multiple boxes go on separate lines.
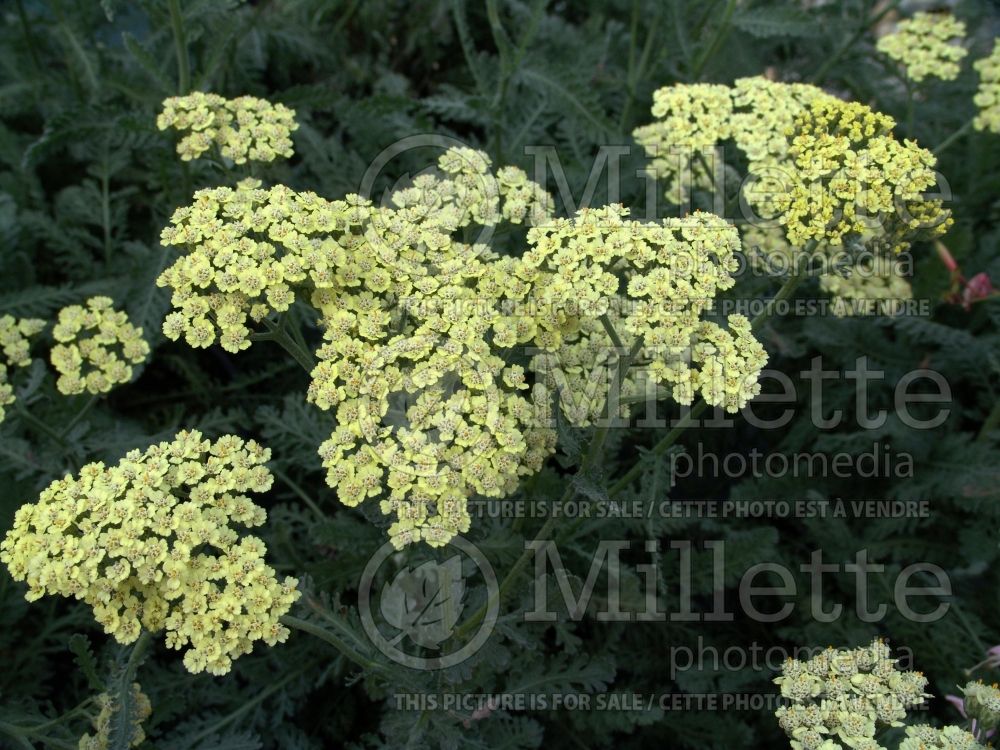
top-left (1, 1), bottom-right (1000, 748)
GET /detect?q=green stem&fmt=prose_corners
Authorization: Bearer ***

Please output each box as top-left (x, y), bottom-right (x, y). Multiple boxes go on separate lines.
top-left (810, 0), bottom-right (902, 83)
top-left (16, 402), bottom-right (69, 448)
top-left (14, 0), bottom-right (42, 73)
top-left (258, 317), bottom-right (315, 372)
top-left (168, 0), bottom-right (190, 94)
top-left (934, 118), bottom-right (975, 156)
top-left (617, 1), bottom-right (660, 133)
top-left (59, 394), bottom-right (100, 439)
top-left (282, 615), bottom-right (384, 673)
top-left (124, 630), bottom-right (152, 676)
top-left (272, 466), bottom-right (326, 520)
top-left (750, 244), bottom-right (815, 332)
top-left (690, 0), bottom-right (738, 80)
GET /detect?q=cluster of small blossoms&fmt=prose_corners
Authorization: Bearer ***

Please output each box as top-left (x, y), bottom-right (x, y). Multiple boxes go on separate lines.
top-left (0, 314), bottom-right (45, 423)
top-left (157, 92), bottom-right (298, 163)
top-left (900, 725), bottom-right (988, 750)
top-left (876, 12), bottom-right (968, 82)
top-left (819, 252), bottom-right (914, 317)
top-left (513, 205), bottom-right (767, 416)
top-left (730, 77), bottom-right (834, 166)
top-left (528, 307), bottom-right (649, 427)
top-left (632, 83), bottom-right (733, 203)
top-left (769, 98), bottom-right (951, 253)
top-left (50, 297), bottom-right (149, 395)
top-left (960, 680), bottom-right (1000, 732)
top-left (157, 144), bottom-right (557, 547)
top-left (78, 683), bottom-right (152, 750)
top-left (0, 430), bottom-right (300, 675)
top-left (636, 79), bottom-right (951, 257)
top-left (973, 41), bottom-right (1000, 134)
top-left (773, 640), bottom-right (931, 750)
top-left (158, 178), bottom-right (359, 352)
top-left (307, 151), bottom-right (557, 547)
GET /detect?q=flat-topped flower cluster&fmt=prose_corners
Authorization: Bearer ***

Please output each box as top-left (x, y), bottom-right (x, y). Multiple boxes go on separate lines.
top-left (0, 430), bottom-right (300, 676)
top-left (774, 640), bottom-right (988, 750)
top-left (634, 76), bottom-right (953, 316)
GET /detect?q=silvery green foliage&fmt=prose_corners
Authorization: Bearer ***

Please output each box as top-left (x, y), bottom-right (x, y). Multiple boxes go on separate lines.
top-left (1, 1), bottom-right (1000, 748)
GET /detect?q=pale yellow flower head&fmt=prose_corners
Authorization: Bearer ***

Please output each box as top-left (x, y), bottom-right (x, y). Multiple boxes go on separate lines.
top-left (306, 148), bottom-right (557, 548)
top-left (50, 296), bottom-right (149, 395)
top-left (730, 77), bottom-right (835, 166)
top-left (764, 98), bottom-right (951, 253)
top-left (877, 12), bottom-right (968, 82)
top-left (774, 640), bottom-right (931, 750)
top-left (78, 683), bottom-right (152, 750)
top-left (517, 205), bottom-right (767, 416)
top-left (158, 178), bottom-right (360, 353)
top-left (157, 92), bottom-right (298, 164)
top-left (0, 363), bottom-right (14, 425)
top-left (0, 314), bottom-right (46, 367)
top-left (901, 724), bottom-right (989, 750)
top-left (974, 40), bottom-right (1000, 133)
top-left (632, 83), bottom-right (733, 203)
top-left (0, 430), bottom-right (300, 675)
top-left (0, 314), bottom-right (45, 423)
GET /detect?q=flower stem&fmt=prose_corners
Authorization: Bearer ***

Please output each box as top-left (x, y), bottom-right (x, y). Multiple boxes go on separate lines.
top-left (810, 0), bottom-right (902, 83)
top-left (690, 0), bottom-right (738, 80)
top-left (167, 0), bottom-right (190, 94)
top-left (259, 317), bottom-right (315, 373)
top-left (934, 118), bottom-right (975, 156)
top-left (282, 615), bottom-right (384, 674)
top-left (59, 394), bottom-right (100, 439)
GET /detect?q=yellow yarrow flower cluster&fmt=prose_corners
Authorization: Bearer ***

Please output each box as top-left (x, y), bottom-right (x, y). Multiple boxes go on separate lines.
top-left (774, 640), bottom-right (931, 750)
top-left (158, 178), bottom-right (361, 353)
top-left (973, 40), bottom-right (1000, 134)
top-left (0, 314), bottom-right (45, 423)
top-left (0, 430), bottom-right (300, 676)
top-left (635, 79), bottom-right (950, 257)
top-left (730, 77), bottom-right (834, 166)
top-left (157, 92), bottom-right (298, 163)
top-left (771, 98), bottom-right (951, 253)
top-left (877, 12), bottom-right (968, 82)
top-left (900, 725), bottom-right (988, 750)
top-left (960, 680), bottom-right (1000, 730)
top-left (632, 83), bottom-right (732, 203)
top-left (515, 205), bottom-right (767, 416)
top-left (820, 253), bottom-right (913, 317)
top-left (529, 307), bottom-right (650, 427)
top-left (50, 297), bottom-right (149, 395)
top-left (306, 150), bottom-right (557, 548)
top-left (78, 683), bottom-right (152, 750)
top-left (158, 146), bottom-right (558, 548)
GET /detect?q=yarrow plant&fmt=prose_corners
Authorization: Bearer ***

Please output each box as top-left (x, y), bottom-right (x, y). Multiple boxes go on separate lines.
top-left (973, 40), bottom-right (1000, 134)
top-left (634, 77), bottom-right (951, 316)
top-left (49, 296), bottom-right (150, 396)
top-left (517, 205), bottom-right (767, 418)
top-left (157, 92), bottom-right (298, 163)
top-left (0, 314), bottom-right (44, 423)
top-left (0, 430), bottom-right (300, 676)
top-left (774, 641), bottom-right (992, 749)
top-left (876, 12), bottom-right (968, 83)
